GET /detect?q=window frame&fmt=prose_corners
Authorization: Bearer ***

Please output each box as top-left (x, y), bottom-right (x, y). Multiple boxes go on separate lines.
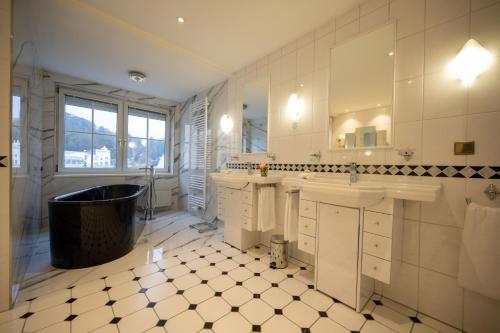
top-left (57, 87), bottom-right (171, 175)
top-left (124, 102), bottom-right (170, 173)
top-left (11, 76), bottom-right (29, 174)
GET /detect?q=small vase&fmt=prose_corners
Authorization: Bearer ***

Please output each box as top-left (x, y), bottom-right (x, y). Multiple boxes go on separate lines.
top-left (260, 168), bottom-right (268, 177)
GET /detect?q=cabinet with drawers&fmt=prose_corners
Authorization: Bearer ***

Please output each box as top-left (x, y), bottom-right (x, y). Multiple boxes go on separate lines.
top-left (216, 184), bottom-right (260, 250)
top-left (297, 199), bottom-right (317, 255)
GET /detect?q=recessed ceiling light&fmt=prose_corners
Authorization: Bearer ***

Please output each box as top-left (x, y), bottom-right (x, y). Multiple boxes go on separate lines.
top-left (128, 71), bottom-right (146, 83)
top-left (177, 16), bottom-right (185, 23)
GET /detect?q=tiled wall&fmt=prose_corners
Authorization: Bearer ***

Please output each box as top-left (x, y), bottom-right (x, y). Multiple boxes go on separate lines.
top-left (184, 0), bottom-right (500, 331)
top-left (40, 71), bottom-right (180, 228)
top-left (0, 0), bottom-right (12, 312)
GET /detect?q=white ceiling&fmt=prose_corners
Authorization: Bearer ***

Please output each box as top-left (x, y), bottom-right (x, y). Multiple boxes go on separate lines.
top-left (14, 0), bottom-right (360, 102)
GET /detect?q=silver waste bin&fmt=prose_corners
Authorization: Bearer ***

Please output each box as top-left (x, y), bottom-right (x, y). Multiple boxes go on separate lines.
top-left (270, 234), bottom-right (288, 269)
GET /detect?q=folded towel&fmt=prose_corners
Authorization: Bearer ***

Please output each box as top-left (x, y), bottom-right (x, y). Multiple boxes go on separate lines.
top-left (257, 187), bottom-right (276, 232)
top-left (458, 202), bottom-right (500, 300)
top-left (284, 191), bottom-right (299, 242)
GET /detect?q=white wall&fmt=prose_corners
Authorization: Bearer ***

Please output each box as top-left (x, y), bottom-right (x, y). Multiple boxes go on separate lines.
top-left (192, 0), bottom-right (500, 331)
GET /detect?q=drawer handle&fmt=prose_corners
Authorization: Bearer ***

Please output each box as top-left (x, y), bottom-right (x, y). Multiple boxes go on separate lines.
top-left (304, 242), bottom-right (308, 246)
top-left (373, 265), bottom-right (378, 271)
top-left (304, 225), bottom-right (308, 228)
top-left (335, 210), bottom-right (339, 214)
top-left (305, 207), bottom-right (309, 211)
top-left (374, 221), bottom-right (380, 226)
top-left (374, 244), bottom-right (379, 248)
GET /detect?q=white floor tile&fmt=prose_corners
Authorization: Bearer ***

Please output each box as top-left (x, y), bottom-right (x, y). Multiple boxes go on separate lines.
top-left (310, 318), bottom-right (350, 333)
top-left (283, 301), bottom-right (320, 328)
top-left (300, 289), bottom-right (334, 311)
top-left (154, 294), bottom-right (189, 319)
top-left (117, 308), bottom-right (158, 333)
top-left (173, 273), bottom-right (201, 290)
top-left (35, 321), bottom-right (70, 333)
top-left (156, 257), bottom-right (180, 269)
top-left (186, 258), bottom-right (210, 270)
top-left (177, 251), bottom-right (200, 262)
top-left (108, 281), bottom-right (141, 300)
top-left (24, 303), bottom-right (70, 332)
top-left (71, 306), bottom-right (114, 333)
top-left (184, 284), bottom-right (215, 304)
top-left (29, 289), bottom-right (70, 313)
top-left (244, 261), bottom-right (269, 273)
top-left (196, 266), bottom-right (223, 280)
top-left (91, 324), bottom-right (119, 333)
top-left (139, 272), bottom-right (167, 288)
top-left (228, 267), bottom-right (253, 282)
top-left (197, 297), bottom-right (231, 322)
top-left (145, 282), bottom-right (177, 302)
top-left (164, 264), bottom-right (190, 279)
top-left (240, 299), bottom-right (274, 324)
top-left (279, 278), bottom-right (308, 296)
top-left (371, 305), bottom-right (413, 333)
top-left (327, 302), bottom-right (366, 331)
top-left (0, 319), bottom-right (25, 333)
top-left (71, 291), bottom-right (109, 315)
top-left (105, 271), bottom-right (135, 287)
top-left (222, 286), bottom-right (253, 306)
top-left (215, 259), bottom-right (239, 272)
top-left (232, 254), bottom-right (255, 265)
top-left (213, 312), bottom-right (252, 333)
top-left (205, 252), bottom-right (227, 263)
top-left (261, 287), bottom-right (293, 309)
top-left (112, 293), bottom-right (149, 317)
top-left (208, 275), bottom-right (236, 292)
top-left (196, 246), bottom-right (216, 256)
top-left (132, 263), bottom-right (159, 278)
top-left (243, 277), bottom-right (272, 294)
top-left (261, 315), bottom-right (301, 333)
top-left (72, 280), bottom-right (106, 299)
top-left (261, 269), bottom-right (287, 283)
top-left (164, 310), bottom-right (203, 333)
top-left (361, 320), bottom-right (398, 333)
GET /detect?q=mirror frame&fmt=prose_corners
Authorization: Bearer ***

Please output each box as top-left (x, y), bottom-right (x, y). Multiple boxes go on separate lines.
top-left (328, 21), bottom-right (397, 151)
top-left (237, 74), bottom-right (271, 156)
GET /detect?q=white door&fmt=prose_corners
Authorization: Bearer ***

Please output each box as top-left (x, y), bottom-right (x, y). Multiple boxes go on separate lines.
top-left (316, 203), bottom-right (360, 308)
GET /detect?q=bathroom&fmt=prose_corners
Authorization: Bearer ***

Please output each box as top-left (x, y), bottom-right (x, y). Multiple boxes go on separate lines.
top-left (0, 0), bottom-right (499, 332)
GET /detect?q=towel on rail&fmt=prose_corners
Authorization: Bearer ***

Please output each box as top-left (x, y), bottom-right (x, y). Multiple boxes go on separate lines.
top-left (257, 187), bottom-right (276, 232)
top-left (458, 202), bottom-right (500, 300)
top-left (284, 191), bottom-right (299, 242)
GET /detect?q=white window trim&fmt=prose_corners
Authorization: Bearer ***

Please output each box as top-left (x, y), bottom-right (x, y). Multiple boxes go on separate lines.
top-left (124, 102), bottom-right (171, 173)
top-left (57, 87), bottom-right (172, 175)
top-left (12, 76), bottom-right (29, 175)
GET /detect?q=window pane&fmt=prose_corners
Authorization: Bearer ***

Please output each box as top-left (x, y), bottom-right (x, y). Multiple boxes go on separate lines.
top-left (93, 134), bottom-right (116, 168)
top-left (94, 108), bottom-right (117, 135)
top-left (127, 137), bottom-right (147, 168)
top-left (149, 113), bottom-right (166, 140)
top-left (12, 135), bottom-right (21, 168)
top-left (64, 132), bottom-right (92, 168)
top-left (149, 139), bottom-right (165, 168)
top-left (65, 104), bottom-right (92, 133)
top-left (128, 109), bottom-right (147, 138)
top-left (12, 96), bottom-right (21, 126)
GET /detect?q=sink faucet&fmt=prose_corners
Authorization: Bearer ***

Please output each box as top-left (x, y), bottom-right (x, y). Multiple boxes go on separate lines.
top-left (348, 162), bottom-right (358, 184)
top-left (246, 162), bottom-right (254, 175)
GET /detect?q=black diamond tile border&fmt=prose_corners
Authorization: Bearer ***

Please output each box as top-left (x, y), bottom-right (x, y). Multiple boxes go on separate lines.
top-left (226, 162), bottom-right (500, 179)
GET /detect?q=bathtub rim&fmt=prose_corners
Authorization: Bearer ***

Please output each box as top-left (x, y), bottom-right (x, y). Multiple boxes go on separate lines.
top-left (48, 184), bottom-right (147, 206)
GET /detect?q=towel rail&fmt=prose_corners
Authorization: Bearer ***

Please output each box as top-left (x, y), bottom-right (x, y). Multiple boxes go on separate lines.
top-left (465, 183), bottom-right (499, 205)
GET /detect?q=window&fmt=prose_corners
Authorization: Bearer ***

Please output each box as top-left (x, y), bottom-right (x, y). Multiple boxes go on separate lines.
top-left (63, 95), bottom-right (118, 169)
top-left (12, 78), bottom-right (28, 171)
top-left (127, 107), bottom-right (167, 169)
top-left (58, 88), bottom-right (170, 173)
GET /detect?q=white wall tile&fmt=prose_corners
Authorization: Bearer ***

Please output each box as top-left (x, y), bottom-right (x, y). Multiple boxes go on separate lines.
top-left (360, 5), bottom-right (389, 32)
top-left (465, 179), bottom-right (500, 208)
top-left (297, 32), bottom-right (314, 48)
top-left (471, 0), bottom-right (500, 10)
top-left (420, 223), bottom-right (461, 276)
top-left (464, 290), bottom-right (500, 333)
top-left (421, 178), bottom-right (466, 228)
top-left (315, 20), bottom-right (335, 39)
top-left (423, 72), bottom-right (467, 119)
top-left (314, 32), bottom-right (334, 70)
top-left (387, 121), bottom-right (422, 164)
top-left (312, 98), bottom-right (328, 133)
top-left (395, 78), bottom-right (423, 123)
top-left (336, 6), bottom-right (360, 28)
top-left (335, 20), bottom-right (360, 43)
top-left (425, 0), bottom-right (470, 28)
top-left (419, 269), bottom-right (464, 328)
top-left (282, 40), bottom-right (297, 55)
top-left (468, 57), bottom-right (500, 114)
top-left (269, 60), bottom-right (282, 87)
top-left (281, 52), bottom-right (297, 83)
top-left (389, 0), bottom-right (425, 39)
top-left (382, 263), bottom-right (419, 309)
top-left (422, 116), bottom-right (466, 165)
top-left (395, 32), bottom-right (424, 81)
top-left (424, 16), bottom-right (469, 74)
top-left (312, 69), bottom-right (329, 102)
top-left (361, 0), bottom-right (388, 16)
top-left (402, 219), bottom-right (419, 265)
top-left (297, 43), bottom-right (314, 77)
top-left (466, 111), bottom-right (500, 165)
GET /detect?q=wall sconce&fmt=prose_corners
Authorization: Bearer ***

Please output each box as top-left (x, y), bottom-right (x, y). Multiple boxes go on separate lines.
top-left (287, 93), bottom-right (304, 128)
top-left (447, 38), bottom-right (493, 86)
top-left (220, 114), bottom-right (234, 133)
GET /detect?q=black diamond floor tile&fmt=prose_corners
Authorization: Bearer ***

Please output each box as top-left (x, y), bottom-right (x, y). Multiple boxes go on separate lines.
top-left (409, 316), bottom-right (422, 323)
top-left (204, 322), bottom-right (213, 329)
top-left (105, 300), bottom-right (116, 306)
top-left (275, 309), bottom-right (283, 315)
top-left (19, 312), bottom-right (34, 319)
top-left (373, 300), bottom-right (383, 305)
top-left (65, 298), bottom-right (77, 304)
top-left (110, 317), bottom-right (122, 324)
top-left (252, 324), bottom-right (261, 332)
top-left (319, 311), bottom-right (328, 317)
top-left (157, 319), bottom-right (167, 327)
top-left (65, 314), bottom-right (78, 321)
top-left (363, 314), bottom-right (374, 320)
top-left (147, 302), bottom-right (156, 308)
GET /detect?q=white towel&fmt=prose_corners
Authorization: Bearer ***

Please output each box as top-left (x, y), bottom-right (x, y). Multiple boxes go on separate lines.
top-left (458, 202), bottom-right (500, 300)
top-left (284, 191), bottom-right (299, 242)
top-left (257, 187), bottom-right (276, 232)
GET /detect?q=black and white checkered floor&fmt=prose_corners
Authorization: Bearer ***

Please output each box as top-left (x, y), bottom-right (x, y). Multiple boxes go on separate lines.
top-left (0, 213), bottom-right (461, 333)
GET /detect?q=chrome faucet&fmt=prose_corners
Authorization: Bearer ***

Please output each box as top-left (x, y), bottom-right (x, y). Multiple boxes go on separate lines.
top-left (348, 162), bottom-right (358, 184)
top-left (246, 162), bottom-right (254, 175)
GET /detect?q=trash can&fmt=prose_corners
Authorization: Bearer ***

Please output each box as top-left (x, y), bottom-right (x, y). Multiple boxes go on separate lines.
top-left (270, 234), bottom-right (288, 269)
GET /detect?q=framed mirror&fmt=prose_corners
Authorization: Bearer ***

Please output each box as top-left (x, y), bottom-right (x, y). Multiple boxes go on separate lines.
top-left (241, 77), bottom-right (269, 153)
top-left (329, 24), bottom-right (395, 150)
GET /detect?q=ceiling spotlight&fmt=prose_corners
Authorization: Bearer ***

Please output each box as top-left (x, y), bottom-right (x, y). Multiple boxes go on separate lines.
top-left (177, 16), bottom-right (185, 23)
top-left (129, 71), bottom-right (146, 83)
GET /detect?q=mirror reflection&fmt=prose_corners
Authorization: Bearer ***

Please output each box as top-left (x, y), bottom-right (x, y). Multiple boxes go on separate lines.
top-left (329, 24), bottom-right (394, 149)
top-left (242, 77), bottom-right (269, 153)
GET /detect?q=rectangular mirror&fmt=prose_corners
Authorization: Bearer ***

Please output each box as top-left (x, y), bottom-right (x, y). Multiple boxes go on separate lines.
top-left (329, 24), bottom-right (395, 150)
top-left (241, 77), bottom-right (269, 153)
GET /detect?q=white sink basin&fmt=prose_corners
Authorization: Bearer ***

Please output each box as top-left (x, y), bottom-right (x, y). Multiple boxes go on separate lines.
top-left (210, 172), bottom-right (283, 189)
top-left (282, 176), bottom-right (441, 207)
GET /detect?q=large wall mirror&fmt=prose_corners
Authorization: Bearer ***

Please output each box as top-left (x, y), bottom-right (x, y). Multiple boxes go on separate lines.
top-left (329, 24), bottom-right (395, 150)
top-left (241, 77), bottom-right (269, 153)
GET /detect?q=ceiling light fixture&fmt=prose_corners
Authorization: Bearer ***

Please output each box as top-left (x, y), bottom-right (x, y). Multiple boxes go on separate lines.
top-left (177, 16), bottom-right (185, 23)
top-left (447, 38), bottom-right (493, 86)
top-left (220, 114), bottom-right (234, 133)
top-left (128, 71), bottom-right (146, 83)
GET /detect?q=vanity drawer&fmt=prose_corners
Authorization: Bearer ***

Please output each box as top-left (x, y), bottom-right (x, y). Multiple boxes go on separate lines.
top-left (362, 253), bottom-right (391, 284)
top-left (242, 184), bottom-right (254, 192)
top-left (242, 204), bottom-right (253, 218)
top-left (298, 216), bottom-right (316, 237)
top-left (298, 234), bottom-right (316, 255)
top-left (299, 200), bottom-right (317, 219)
top-left (242, 191), bottom-right (253, 205)
top-left (363, 232), bottom-right (392, 260)
top-left (364, 211), bottom-right (393, 237)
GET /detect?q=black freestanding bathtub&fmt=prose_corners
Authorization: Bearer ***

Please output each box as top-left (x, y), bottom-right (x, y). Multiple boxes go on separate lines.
top-left (48, 184), bottom-right (146, 269)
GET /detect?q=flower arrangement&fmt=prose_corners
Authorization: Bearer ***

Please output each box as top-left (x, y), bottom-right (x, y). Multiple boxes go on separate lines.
top-left (259, 163), bottom-right (268, 177)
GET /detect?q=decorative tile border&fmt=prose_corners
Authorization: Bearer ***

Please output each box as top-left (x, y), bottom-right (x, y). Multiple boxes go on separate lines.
top-left (226, 162), bottom-right (500, 179)
top-left (0, 156), bottom-right (7, 167)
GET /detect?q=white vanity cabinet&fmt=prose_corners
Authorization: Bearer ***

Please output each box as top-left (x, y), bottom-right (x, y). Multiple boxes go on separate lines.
top-left (297, 199), bottom-right (318, 255)
top-left (217, 184), bottom-right (260, 250)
